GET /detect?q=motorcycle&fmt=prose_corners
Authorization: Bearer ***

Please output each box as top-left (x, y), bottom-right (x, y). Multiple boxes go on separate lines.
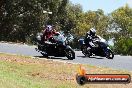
top-left (35, 32), bottom-right (75, 60)
top-left (79, 35), bottom-right (114, 59)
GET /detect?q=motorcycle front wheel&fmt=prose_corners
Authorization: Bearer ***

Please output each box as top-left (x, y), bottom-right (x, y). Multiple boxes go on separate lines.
top-left (106, 49), bottom-right (114, 59)
top-left (65, 49), bottom-right (75, 60)
top-left (81, 45), bottom-right (91, 57)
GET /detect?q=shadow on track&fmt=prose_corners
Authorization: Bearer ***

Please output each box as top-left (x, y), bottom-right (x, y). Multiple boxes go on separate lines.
top-left (77, 56), bottom-right (87, 58)
top-left (77, 56), bottom-right (104, 59)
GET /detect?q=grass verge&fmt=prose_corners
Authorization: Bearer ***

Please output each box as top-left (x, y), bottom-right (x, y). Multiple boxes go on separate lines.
top-left (0, 53), bottom-right (131, 88)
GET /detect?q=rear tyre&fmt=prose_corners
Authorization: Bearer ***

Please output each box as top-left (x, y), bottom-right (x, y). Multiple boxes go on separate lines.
top-left (65, 49), bottom-right (75, 60)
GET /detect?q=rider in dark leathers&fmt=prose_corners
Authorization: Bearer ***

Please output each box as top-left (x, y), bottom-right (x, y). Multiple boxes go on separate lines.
top-left (84, 28), bottom-right (98, 51)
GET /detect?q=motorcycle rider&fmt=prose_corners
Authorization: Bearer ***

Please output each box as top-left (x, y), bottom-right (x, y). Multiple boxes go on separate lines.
top-left (84, 28), bottom-right (98, 51)
top-left (42, 25), bottom-right (56, 43)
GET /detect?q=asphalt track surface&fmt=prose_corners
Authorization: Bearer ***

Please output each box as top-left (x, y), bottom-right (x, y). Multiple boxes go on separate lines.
top-left (0, 42), bottom-right (132, 71)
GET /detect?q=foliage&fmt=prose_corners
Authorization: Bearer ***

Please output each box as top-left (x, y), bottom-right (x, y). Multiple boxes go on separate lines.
top-left (0, 1), bottom-right (132, 55)
top-left (0, 0), bottom-right (69, 43)
top-left (114, 37), bottom-right (132, 55)
top-left (109, 5), bottom-right (132, 55)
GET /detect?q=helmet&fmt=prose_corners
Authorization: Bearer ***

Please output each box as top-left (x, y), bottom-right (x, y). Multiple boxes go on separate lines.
top-left (89, 28), bottom-right (96, 36)
top-left (46, 25), bottom-right (52, 32)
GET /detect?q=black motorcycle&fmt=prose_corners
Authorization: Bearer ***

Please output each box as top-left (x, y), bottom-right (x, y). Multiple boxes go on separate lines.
top-left (79, 36), bottom-right (114, 59)
top-left (35, 32), bottom-right (75, 60)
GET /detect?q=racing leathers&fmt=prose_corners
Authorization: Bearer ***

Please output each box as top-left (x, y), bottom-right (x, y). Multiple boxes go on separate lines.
top-left (84, 31), bottom-right (98, 51)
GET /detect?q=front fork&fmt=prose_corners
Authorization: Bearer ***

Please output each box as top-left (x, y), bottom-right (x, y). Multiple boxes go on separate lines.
top-left (104, 47), bottom-right (110, 56)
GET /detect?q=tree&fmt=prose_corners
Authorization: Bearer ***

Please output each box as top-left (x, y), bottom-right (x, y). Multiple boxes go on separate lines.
top-left (0, 0), bottom-right (70, 43)
top-left (73, 9), bottom-right (109, 38)
top-left (110, 4), bottom-right (132, 55)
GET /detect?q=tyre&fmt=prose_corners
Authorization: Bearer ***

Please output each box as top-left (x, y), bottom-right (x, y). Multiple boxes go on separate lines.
top-left (106, 49), bottom-right (114, 59)
top-left (65, 49), bottom-right (75, 60)
top-left (81, 45), bottom-right (91, 57)
top-left (76, 75), bottom-right (86, 85)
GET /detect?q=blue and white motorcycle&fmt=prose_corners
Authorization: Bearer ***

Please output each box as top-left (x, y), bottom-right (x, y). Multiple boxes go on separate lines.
top-left (79, 36), bottom-right (114, 59)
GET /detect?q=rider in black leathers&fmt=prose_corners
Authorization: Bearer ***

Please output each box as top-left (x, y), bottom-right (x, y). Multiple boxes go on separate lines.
top-left (84, 28), bottom-right (98, 51)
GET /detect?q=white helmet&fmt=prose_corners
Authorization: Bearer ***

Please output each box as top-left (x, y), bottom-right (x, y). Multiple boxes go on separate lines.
top-left (46, 25), bottom-right (52, 32)
top-left (90, 28), bottom-right (96, 33)
top-left (90, 28), bottom-right (96, 36)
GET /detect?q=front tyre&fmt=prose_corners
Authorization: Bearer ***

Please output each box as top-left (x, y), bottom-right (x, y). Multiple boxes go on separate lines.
top-left (81, 45), bottom-right (91, 57)
top-left (65, 49), bottom-right (75, 60)
top-left (106, 49), bottom-right (114, 59)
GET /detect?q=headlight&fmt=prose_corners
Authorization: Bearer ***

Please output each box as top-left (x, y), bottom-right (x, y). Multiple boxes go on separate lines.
top-left (107, 47), bottom-right (110, 49)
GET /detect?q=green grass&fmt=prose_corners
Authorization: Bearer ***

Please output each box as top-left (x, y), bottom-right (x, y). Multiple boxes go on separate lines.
top-left (0, 61), bottom-right (77, 88)
top-left (0, 53), bottom-right (131, 88)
